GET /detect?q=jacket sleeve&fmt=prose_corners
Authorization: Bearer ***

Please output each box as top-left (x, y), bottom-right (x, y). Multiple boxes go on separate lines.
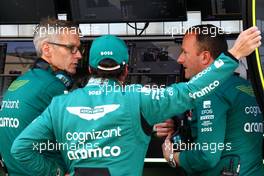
top-left (179, 93), bottom-right (229, 173)
top-left (11, 101), bottom-right (66, 176)
top-left (140, 52), bottom-right (238, 125)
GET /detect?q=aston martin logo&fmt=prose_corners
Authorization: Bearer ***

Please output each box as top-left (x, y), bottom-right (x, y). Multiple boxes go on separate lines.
top-left (8, 80), bottom-right (29, 91)
top-left (66, 104), bottom-right (120, 121)
top-left (236, 85), bottom-right (255, 97)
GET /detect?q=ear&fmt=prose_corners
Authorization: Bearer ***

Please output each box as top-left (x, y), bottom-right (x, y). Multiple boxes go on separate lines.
top-left (201, 51), bottom-right (213, 65)
top-left (88, 66), bottom-right (92, 74)
top-left (42, 42), bottom-right (52, 57)
top-left (124, 64), bottom-right (129, 75)
top-left (119, 65), bottom-right (128, 83)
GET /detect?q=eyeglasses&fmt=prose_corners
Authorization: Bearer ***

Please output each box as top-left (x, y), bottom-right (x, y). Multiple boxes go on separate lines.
top-left (47, 42), bottom-right (85, 54)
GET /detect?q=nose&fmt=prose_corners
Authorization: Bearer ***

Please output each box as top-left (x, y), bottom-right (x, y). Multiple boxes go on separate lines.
top-left (75, 50), bottom-right (82, 60)
top-left (177, 53), bottom-right (184, 64)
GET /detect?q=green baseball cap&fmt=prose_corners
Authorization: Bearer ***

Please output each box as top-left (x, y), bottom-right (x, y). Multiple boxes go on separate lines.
top-left (89, 35), bottom-right (129, 71)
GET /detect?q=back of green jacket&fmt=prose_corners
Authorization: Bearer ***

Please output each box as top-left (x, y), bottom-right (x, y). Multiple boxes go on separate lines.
top-left (11, 53), bottom-right (240, 175)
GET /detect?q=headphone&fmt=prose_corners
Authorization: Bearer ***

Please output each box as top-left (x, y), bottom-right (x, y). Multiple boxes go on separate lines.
top-left (32, 58), bottom-right (73, 90)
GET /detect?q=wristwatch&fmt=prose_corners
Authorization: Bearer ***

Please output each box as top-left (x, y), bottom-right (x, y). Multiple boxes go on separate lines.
top-left (168, 152), bottom-right (177, 168)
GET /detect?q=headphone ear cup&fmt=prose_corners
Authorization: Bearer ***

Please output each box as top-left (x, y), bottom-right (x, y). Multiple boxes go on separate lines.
top-left (32, 59), bottom-right (73, 89)
top-left (55, 71), bottom-right (73, 90)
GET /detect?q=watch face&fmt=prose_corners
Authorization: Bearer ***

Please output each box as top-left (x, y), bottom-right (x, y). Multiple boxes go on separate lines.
top-left (169, 153), bottom-right (176, 167)
top-left (169, 153), bottom-right (174, 160)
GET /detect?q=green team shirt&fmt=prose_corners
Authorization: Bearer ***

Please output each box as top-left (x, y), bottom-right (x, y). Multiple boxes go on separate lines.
top-left (11, 53), bottom-right (239, 176)
top-left (0, 67), bottom-right (66, 175)
top-left (179, 74), bottom-right (264, 176)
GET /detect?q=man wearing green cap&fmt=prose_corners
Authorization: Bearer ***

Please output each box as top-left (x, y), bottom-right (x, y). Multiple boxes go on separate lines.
top-left (11, 27), bottom-right (261, 176)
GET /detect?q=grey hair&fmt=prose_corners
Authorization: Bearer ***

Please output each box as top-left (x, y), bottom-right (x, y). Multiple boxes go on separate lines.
top-left (33, 18), bottom-right (80, 57)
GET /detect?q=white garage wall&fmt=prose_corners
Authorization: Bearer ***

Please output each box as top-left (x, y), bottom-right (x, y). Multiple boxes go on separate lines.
top-left (0, 11), bottom-right (243, 38)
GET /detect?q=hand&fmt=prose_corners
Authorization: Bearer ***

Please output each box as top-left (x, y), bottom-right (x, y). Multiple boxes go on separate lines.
top-left (162, 134), bottom-right (180, 165)
top-left (162, 134), bottom-right (173, 162)
top-left (229, 26), bottom-right (261, 59)
top-left (154, 119), bottom-right (175, 138)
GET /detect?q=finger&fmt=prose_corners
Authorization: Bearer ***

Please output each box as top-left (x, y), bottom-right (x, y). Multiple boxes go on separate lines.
top-left (155, 123), bottom-right (165, 128)
top-left (164, 119), bottom-right (174, 123)
top-left (251, 41), bottom-right (262, 51)
top-left (258, 41), bottom-right (262, 47)
top-left (246, 35), bottom-right (261, 50)
top-left (244, 26), bottom-right (259, 35)
top-left (249, 38), bottom-right (262, 50)
top-left (154, 123), bottom-right (167, 128)
top-left (237, 27), bottom-right (259, 42)
top-left (156, 128), bottom-right (169, 133)
top-left (165, 119), bottom-right (175, 128)
top-left (162, 142), bottom-right (165, 149)
top-left (156, 125), bottom-right (174, 131)
top-left (251, 35), bottom-right (262, 44)
top-left (158, 119), bottom-right (174, 125)
top-left (157, 132), bottom-right (168, 137)
top-left (157, 122), bottom-right (174, 128)
top-left (248, 30), bottom-right (261, 41)
top-left (168, 131), bottom-right (174, 136)
top-left (157, 126), bottom-right (175, 132)
top-left (238, 31), bottom-right (260, 47)
top-left (166, 133), bottom-right (172, 140)
top-left (157, 130), bottom-right (174, 136)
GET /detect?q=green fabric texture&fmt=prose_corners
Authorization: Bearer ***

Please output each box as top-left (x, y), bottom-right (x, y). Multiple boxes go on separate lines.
top-left (179, 75), bottom-right (264, 176)
top-left (11, 53), bottom-right (239, 176)
top-left (0, 67), bottom-right (66, 176)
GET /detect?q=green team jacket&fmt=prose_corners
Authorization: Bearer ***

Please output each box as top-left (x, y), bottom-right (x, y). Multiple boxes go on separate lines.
top-left (179, 74), bottom-right (264, 176)
top-left (11, 53), bottom-right (239, 176)
top-left (0, 66), bottom-right (66, 175)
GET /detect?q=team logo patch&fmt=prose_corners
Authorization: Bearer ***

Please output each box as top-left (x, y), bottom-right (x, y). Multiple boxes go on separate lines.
top-left (236, 85), bottom-right (255, 97)
top-left (214, 59), bottom-right (224, 68)
top-left (8, 80), bottom-right (29, 91)
top-left (66, 104), bottom-right (120, 121)
top-left (203, 100), bottom-right (211, 109)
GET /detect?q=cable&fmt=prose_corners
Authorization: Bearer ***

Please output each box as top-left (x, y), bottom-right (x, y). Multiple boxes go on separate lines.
top-left (126, 22), bottom-right (149, 36)
top-left (127, 23), bottom-right (147, 30)
top-left (138, 23), bottom-right (149, 35)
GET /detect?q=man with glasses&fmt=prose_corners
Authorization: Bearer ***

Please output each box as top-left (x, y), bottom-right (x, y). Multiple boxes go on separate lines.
top-left (0, 18), bottom-right (82, 175)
